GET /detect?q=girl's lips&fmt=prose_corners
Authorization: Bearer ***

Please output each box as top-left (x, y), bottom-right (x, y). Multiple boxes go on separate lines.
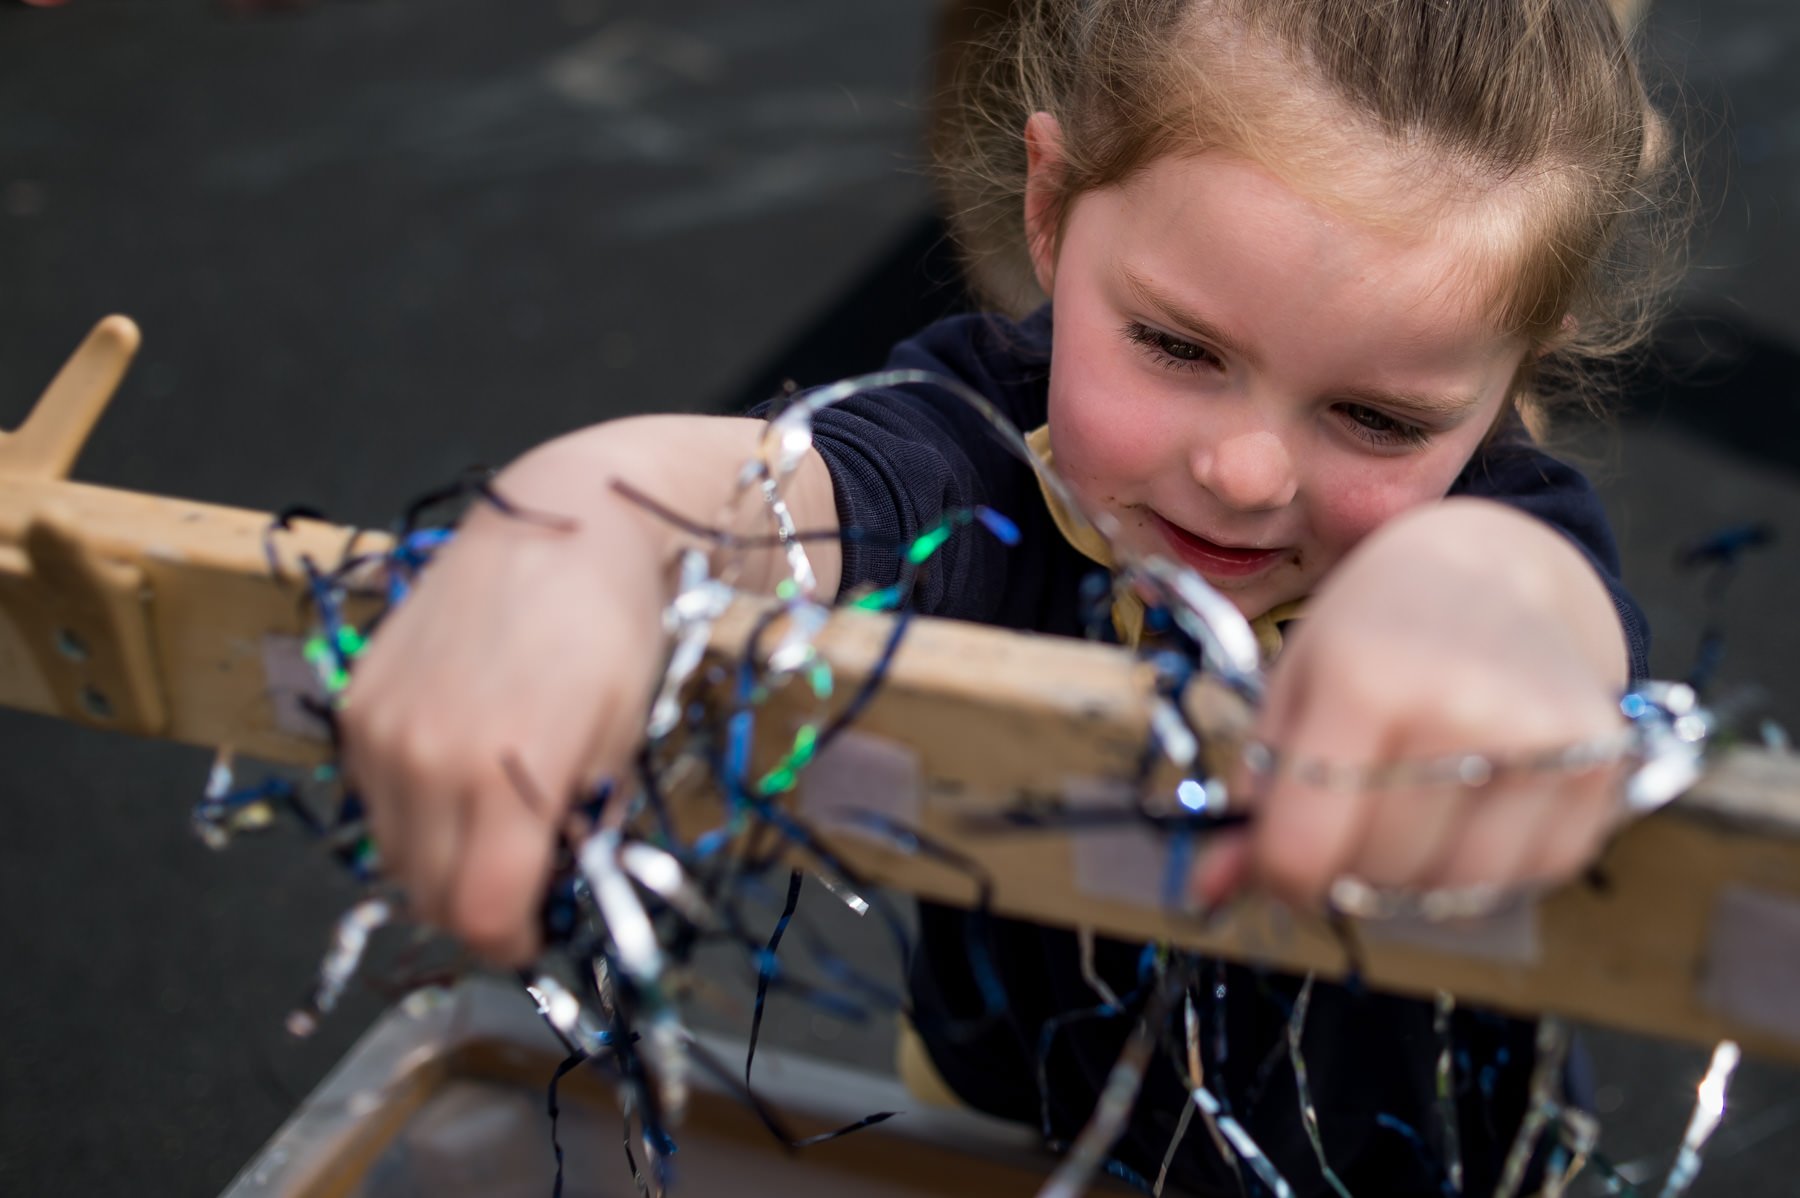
top-left (1150, 512), bottom-right (1285, 578)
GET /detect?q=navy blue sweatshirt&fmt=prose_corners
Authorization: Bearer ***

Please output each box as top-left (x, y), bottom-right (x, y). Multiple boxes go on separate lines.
top-left (777, 307), bottom-right (1645, 1197)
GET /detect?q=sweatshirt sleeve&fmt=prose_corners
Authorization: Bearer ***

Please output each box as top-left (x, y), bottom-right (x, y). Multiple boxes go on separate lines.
top-left (749, 311), bottom-right (1052, 621)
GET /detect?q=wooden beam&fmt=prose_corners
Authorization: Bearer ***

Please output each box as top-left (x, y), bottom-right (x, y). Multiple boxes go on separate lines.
top-left (693, 603), bottom-right (1800, 1065)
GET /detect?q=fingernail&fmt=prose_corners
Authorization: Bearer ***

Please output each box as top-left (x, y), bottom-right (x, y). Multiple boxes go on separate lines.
top-left (1189, 831), bottom-right (1252, 909)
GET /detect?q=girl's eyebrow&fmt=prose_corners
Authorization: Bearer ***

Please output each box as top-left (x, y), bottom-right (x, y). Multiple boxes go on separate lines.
top-left (1120, 265), bottom-right (1482, 421)
top-left (1119, 265), bottom-right (1259, 367)
top-left (1335, 384), bottom-right (1482, 422)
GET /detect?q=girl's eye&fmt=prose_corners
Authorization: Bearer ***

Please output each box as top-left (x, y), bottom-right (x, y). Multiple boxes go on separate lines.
top-left (1337, 403), bottom-right (1430, 449)
top-left (1122, 321), bottom-right (1222, 373)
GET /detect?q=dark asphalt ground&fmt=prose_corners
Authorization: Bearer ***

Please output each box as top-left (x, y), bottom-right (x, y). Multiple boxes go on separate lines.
top-left (0, 2), bottom-right (1797, 1195)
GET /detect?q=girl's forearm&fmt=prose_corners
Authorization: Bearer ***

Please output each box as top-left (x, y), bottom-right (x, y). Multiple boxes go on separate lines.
top-left (337, 414), bottom-right (843, 960)
top-left (469, 414), bottom-right (844, 603)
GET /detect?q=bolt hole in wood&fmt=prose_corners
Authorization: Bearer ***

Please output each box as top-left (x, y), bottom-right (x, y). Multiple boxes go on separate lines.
top-left (80, 685), bottom-right (112, 720)
top-left (55, 627), bottom-right (87, 661)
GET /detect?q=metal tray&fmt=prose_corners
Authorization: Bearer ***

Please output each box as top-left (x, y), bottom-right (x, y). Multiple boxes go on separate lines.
top-left (219, 980), bottom-right (1108, 1198)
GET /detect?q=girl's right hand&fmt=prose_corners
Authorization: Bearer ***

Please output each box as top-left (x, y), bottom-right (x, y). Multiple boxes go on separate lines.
top-left (339, 461), bottom-right (670, 965)
top-left (337, 416), bottom-right (843, 966)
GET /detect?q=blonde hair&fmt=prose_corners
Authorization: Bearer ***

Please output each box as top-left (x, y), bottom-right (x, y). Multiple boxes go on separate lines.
top-left (932, 0), bottom-right (1690, 422)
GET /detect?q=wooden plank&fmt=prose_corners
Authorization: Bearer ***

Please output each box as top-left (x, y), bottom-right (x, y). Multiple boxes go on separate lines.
top-left (3, 462), bottom-right (1797, 1061)
top-left (0, 474), bottom-right (378, 762)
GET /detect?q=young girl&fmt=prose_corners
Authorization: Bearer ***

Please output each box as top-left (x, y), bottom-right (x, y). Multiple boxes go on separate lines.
top-left (342, 0), bottom-right (1678, 1191)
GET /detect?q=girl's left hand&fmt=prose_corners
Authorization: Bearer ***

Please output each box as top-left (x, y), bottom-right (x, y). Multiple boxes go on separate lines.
top-left (1191, 498), bottom-right (1632, 909)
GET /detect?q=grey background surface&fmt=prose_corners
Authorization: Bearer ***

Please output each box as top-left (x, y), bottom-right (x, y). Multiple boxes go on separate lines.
top-left (0, 1), bottom-right (1796, 1195)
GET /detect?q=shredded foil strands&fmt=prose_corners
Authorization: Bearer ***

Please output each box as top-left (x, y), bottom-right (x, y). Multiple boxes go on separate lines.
top-left (192, 747), bottom-right (285, 848)
top-left (1077, 924), bottom-right (1125, 1012)
top-left (1494, 1018), bottom-right (1572, 1198)
top-left (1037, 974), bottom-right (1177, 1198)
top-left (1152, 1092), bottom-right (1197, 1197)
top-left (1149, 696), bottom-right (1200, 774)
top-left (811, 870), bottom-right (870, 916)
top-left (527, 972), bottom-right (613, 1057)
top-left (1432, 991), bottom-right (1465, 1196)
top-left (1658, 1041), bottom-right (1742, 1198)
top-left (754, 471), bottom-right (817, 599)
top-left (763, 599), bottom-right (830, 681)
top-left (1287, 976), bottom-right (1355, 1198)
top-left (1542, 1104), bottom-right (1601, 1198)
top-left (580, 829), bottom-right (688, 1125)
top-left (1622, 682), bottom-right (1714, 816)
top-left (619, 841), bottom-right (714, 928)
top-left (287, 895), bottom-right (394, 1037)
top-left (192, 367), bottom-right (1764, 1198)
top-left (647, 549), bottom-right (735, 740)
top-left (1182, 991), bottom-right (1245, 1196)
top-left (1189, 1074), bottom-right (1296, 1198)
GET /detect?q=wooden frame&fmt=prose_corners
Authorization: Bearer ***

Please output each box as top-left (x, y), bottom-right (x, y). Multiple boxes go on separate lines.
top-left (6, 318), bottom-right (1800, 1065)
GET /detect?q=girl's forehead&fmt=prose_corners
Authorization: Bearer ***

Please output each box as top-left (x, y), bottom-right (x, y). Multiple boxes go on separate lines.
top-left (1109, 145), bottom-right (1536, 339)
top-left (1086, 150), bottom-right (1530, 387)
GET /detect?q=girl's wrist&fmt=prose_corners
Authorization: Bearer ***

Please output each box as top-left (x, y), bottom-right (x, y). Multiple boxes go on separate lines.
top-left (450, 429), bottom-right (686, 625)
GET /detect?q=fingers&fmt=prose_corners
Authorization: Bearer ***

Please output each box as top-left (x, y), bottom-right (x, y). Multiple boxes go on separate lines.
top-left (1189, 829), bottom-right (1253, 907)
top-left (1254, 764), bottom-right (1624, 908)
top-left (318, 450), bottom-right (688, 970)
top-left (1424, 779), bottom-right (1556, 892)
top-left (450, 761), bottom-right (557, 963)
top-left (1247, 668), bottom-right (1391, 905)
top-left (1467, 762), bottom-right (1624, 890)
top-left (339, 637), bottom-right (574, 965)
top-left (333, 524), bottom-right (639, 964)
top-left (343, 725), bottom-right (563, 964)
top-left (1242, 638), bottom-right (1627, 906)
top-left (1350, 777), bottom-right (1470, 891)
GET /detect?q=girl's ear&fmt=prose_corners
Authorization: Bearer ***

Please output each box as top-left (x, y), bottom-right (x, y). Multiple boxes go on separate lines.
top-left (1023, 112), bottom-right (1066, 296)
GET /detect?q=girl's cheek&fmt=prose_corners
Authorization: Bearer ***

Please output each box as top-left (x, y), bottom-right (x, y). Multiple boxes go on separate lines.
top-left (1048, 343), bottom-right (1186, 483)
top-left (1309, 469), bottom-right (1451, 558)
top-left (1049, 382), bottom-right (1167, 495)
top-left (1310, 458), bottom-right (1476, 561)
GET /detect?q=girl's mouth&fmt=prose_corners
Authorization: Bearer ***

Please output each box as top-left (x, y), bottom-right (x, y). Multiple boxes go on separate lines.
top-left (1150, 512), bottom-right (1286, 578)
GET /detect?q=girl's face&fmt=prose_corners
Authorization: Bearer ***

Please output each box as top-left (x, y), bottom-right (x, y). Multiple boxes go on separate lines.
top-left (1030, 128), bottom-right (1530, 621)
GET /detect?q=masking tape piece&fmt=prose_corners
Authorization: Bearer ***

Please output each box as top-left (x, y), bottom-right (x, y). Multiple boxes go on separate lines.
top-left (799, 730), bottom-right (922, 842)
top-left (1700, 885), bottom-right (1800, 1045)
top-left (261, 633), bottom-right (330, 741)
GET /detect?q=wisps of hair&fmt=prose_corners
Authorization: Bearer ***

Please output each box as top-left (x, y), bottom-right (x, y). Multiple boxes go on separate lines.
top-left (928, 0), bottom-right (1695, 426)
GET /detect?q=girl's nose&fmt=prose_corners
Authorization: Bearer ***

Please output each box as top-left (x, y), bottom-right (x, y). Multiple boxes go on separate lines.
top-left (1191, 428), bottom-right (1298, 512)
